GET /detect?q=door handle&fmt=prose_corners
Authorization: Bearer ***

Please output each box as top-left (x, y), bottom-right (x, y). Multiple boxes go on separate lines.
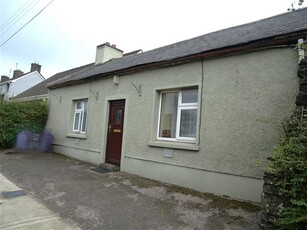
top-left (108, 124), bottom-right (112, 133)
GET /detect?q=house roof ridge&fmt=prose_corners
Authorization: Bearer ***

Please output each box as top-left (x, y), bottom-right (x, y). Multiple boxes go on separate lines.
top-left (137, 7), bottom-right (307, 56)
top-left (48, 7), bottom-right (307, 89)
top-left (56, 63), bottom-right (95, 75)
top-left (15, 63), bottom-right (94, 99)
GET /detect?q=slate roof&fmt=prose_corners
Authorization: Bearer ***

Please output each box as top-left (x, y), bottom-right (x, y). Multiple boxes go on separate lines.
top-left (49, 8), bottom-right (307, 89)
top-left (15, 63), bottom-right (94, 99)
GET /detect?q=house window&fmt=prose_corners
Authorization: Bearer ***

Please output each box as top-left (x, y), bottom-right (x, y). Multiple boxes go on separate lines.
top-left (72, 99), bottom-right (88, 133)
top-left (158, 88), bottom-right (198, 142)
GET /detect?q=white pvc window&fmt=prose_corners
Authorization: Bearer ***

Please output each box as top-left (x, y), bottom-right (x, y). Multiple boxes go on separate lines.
top-left (73, 99), bottom-right (88, 133)
top-left (158, 88), bottom-right (198, 142)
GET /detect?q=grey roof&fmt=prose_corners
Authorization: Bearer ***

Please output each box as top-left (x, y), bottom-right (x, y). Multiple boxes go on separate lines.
top-left (15, 63), bottom-right (93, 99)
top-left (49, 8), bottom-right (307, 89)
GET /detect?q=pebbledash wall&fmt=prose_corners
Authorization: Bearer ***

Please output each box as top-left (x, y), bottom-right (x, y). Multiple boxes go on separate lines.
top-left (46, 47), bottom-right (298, 202)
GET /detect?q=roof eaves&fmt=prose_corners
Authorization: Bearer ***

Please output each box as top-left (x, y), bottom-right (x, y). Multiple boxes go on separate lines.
top-left (46, 63), bottom-right (95, 89)
top-left (49, 30), bottom-right (306, 90)
top-left (48, 8), bottom-right (307, 89)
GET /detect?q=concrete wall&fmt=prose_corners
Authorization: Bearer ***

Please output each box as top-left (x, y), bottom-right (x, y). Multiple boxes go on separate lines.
top-left (46, 47), bottom-right (298, 202)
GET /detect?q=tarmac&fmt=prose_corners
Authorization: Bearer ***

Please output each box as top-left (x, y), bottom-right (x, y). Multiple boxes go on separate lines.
top-left (0, 149), bottom-right (262, 230)
top-left (0, 173), bottom-right (75, 229)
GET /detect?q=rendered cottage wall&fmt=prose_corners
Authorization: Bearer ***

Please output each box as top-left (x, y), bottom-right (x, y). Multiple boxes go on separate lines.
top-left (47, 47), bottom-right (298, 202)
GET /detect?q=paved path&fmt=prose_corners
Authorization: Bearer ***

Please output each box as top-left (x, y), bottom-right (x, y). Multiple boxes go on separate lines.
top-left (0, 150), bottom-right (262, 229)
top-left (0, 173), bottom-right (75, 229)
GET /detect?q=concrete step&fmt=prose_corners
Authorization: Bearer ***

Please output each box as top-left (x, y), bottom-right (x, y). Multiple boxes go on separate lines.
top-left (98, 163), bottom-right (120, 171)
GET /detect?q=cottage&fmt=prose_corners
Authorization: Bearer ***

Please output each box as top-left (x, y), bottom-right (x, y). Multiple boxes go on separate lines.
top-left (14, 63), bottom-right (94, 101)
top-left (0, 63), bottom-right (44, 102)
top-left (46, 9), bottom-right (307, 202)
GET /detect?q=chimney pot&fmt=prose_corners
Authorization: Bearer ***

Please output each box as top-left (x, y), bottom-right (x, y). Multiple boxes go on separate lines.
top-left (111, 44), bottom-right (116, 48)
top-left (12, 70), bottom-right (24, 79)
top-left (30, 63), bottom-right (41, 73)
top-left (1, 75), bottom-right (9, 83)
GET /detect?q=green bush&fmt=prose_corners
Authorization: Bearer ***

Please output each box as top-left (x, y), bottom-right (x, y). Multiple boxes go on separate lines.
top-left (269, 111), bottom-right (307, 229)
top-left (0, 100), bottom-right (48, 149)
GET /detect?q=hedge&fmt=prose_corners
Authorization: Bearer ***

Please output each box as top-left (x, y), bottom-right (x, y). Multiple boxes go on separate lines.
top-left (0, 100), bottom-right (48, 149)
top-left (268, 111), bottom-right (307, 229)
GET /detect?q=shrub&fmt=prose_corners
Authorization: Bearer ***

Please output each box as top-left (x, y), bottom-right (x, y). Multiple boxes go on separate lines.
top-left (0, 100), bottom-right (48, 149)
top-left (268, 110), bottom-right (307, 229)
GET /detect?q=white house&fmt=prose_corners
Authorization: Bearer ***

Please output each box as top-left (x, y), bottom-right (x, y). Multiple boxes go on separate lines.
top-left (0, 63), bottom-right (45, 102)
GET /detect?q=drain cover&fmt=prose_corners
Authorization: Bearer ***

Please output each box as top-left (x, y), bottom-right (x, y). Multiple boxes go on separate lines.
top-left (2, 190), bottom-right (26, 198)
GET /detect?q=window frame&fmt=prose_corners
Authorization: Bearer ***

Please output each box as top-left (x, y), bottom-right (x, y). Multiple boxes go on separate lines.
top-left (157, 88), bottom-right (198, 143)
top-left (72, 99), bottom-right (88, 134)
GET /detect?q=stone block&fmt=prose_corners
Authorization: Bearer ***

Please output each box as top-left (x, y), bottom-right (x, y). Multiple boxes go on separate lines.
top-left (261, 213), bottom-right (280, 229)
top-left (263, 184), bottom-right (281, 195)
top-left (262, 193), bottom-right (285, 216)
top-left (296, 93), bottom-right (307, 106)
top-left (298, 59), bottom-right (307, 78)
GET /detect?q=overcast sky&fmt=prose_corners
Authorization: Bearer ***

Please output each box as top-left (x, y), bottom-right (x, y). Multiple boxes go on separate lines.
top-left (0, 0), bottom-right (305, 78)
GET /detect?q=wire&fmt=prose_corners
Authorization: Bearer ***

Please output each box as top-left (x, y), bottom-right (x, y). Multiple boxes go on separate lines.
top-left (0, 0), bottom-right (55, 48)
top-left (1, 0), bottom-right (41, 36)
top-left (0, 0), bottom-right (34, 30)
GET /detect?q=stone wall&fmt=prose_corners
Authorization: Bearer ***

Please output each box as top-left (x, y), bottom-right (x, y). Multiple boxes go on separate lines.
top-left (261, 172), bottom-right (287, 229)
top-left (261, 57), bottom-right (307, 229)
top-left (296, 58), bottom-right (307, 106)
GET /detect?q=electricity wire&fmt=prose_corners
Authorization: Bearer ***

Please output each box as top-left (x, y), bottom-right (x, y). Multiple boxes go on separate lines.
top-left (0, 0), bottom-right (36, 31)
top-left (1, 0), bottom-right (41, 36)
top-left (0, 0), bottom-right (55, 48)
top-left (0, 0), bottom-right (33, 30)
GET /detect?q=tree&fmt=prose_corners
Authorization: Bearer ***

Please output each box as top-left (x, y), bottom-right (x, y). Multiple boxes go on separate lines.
top-left (288, 0), bottom-right (305, 11)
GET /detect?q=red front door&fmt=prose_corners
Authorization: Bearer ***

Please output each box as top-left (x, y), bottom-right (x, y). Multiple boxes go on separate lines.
top-left (105, 100), bottom-right (125, 166)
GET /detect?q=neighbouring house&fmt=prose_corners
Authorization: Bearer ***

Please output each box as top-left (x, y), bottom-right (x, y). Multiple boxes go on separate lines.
top-left (0, 63), bottom-right (45, 102)
top-left (14, 63), bottom-right (94, 101)
top-left (46, 9), bottom-right (307, 202)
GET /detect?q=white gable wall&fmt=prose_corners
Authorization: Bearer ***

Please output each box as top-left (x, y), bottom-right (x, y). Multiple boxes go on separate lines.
top-left (8, 71), bottom-right (44, 99)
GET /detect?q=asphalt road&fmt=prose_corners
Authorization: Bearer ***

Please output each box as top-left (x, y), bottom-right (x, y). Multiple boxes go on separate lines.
top-left (0, 149), bottom-right (262, 230)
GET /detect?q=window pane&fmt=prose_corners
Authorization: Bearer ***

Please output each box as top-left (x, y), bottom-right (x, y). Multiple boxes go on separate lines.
top-left (115, 109), bottom-right (123, 125)
top-left (159, 92), bottom-right (178, 138)
top-left (74, 112), bottom-right (80, 131)
top-left (76, 101), bottom-right (82, 109)
top-left (180, 109), bottom-right (197, 138)
top-left (182, 89), bottom-right (198, 103)
top-left (81, 102), bottom-right (87, 132)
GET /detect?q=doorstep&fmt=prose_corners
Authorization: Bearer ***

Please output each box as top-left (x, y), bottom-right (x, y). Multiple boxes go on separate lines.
top-left (99, 163), bottom-right (120, 171)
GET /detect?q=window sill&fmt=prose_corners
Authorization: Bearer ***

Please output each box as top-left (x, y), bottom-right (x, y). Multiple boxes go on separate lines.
top-left (148, 141), bottom-right (199, 151)
top-left (66, 133), bottom-right (87, 139)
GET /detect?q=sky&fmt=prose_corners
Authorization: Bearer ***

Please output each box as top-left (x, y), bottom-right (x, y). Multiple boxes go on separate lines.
top-left (0, 0), bottom-right (306, 78)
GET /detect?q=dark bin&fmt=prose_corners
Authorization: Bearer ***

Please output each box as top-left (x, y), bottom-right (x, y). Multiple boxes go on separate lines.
top-left (37, 131), bottom-right (54, 152)
top-left (16, 130), bottom-right (32, 150)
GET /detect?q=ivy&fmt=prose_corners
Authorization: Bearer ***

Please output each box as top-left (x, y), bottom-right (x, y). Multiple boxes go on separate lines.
top-left (0, 100), bottom-right (48, 149)
top-left (268, 110), bottom-right (307, 229)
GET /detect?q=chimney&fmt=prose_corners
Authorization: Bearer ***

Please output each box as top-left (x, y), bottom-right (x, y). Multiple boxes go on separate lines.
top-left (30, 63), bottom-right (41, 73)
top-left (1, 75), bottom-right (9, 83)
top-left (12, 70), bottom-right (24, 79)
top-left (95, 42), bottom-right (123, 65)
